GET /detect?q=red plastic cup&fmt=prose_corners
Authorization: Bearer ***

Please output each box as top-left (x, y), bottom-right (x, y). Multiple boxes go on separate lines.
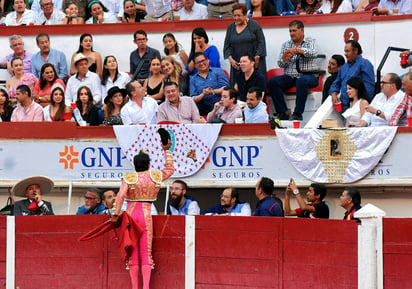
top-left (408, 117), bottom-right (412, 127)
top-left (335, 102), bottom-right (342, 113)
top-left (401, 55), bottom-right (408, 66)
top-left (293, 121), bottom-right (300, 129)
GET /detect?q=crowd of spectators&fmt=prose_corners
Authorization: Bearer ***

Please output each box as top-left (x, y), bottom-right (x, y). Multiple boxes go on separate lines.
top-left (1, 6), bottom-right (412, 126)
top-left (1, 0), bottom-right (411, 25)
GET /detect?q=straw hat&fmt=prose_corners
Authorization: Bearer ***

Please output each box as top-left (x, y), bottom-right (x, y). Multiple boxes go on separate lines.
top-left (11, 176), bottom-right (54, 197)
top-left (73, 53), bottom-right (93, 66)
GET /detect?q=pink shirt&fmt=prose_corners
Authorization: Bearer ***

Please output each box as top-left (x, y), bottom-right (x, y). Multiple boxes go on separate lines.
top-left (11, 100), bottom-right (44, 122)
top-left (33, 78), bottom-right (65, 98)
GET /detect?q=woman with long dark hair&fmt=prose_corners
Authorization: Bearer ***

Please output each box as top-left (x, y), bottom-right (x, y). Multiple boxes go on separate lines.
top-left (342, 77), bottom-right (369, 127)
top-left (73, 86), bottom-right (101, 126)
top-left (122, 0), bottom-right (146, 22)
top-left (187, 27), bottom-right (221, 75)
top-left (102, 86), bottom-right (126, 125)
top-left (101, 55), bottom-right (131, 99)
top-left (295, 0), bottom-right (321, 14)
top-left (249, 0), bottom-right (277, 17)
top-left (318, 0), bottom-right (352, 13)
top-left (43, 83), bottom-right (73, 121)
top-left (163, 33), bottom-right (188, 72)
top-left (70, 33), bottom-right (103, 77)
top-left (33, 63), bottom-right (65, 108)
top-left (0, 87), bottom-right (15, 122)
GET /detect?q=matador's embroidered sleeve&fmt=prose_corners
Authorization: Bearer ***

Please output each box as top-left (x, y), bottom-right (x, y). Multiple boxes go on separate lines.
top-left (161, 150), bottom-right (175, 181)
top-left (113, 180), bottom-right (128, 216)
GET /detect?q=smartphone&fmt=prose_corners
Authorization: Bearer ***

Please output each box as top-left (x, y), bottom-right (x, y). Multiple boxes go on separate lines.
top-left (289, 178), bottom-right (293, 184)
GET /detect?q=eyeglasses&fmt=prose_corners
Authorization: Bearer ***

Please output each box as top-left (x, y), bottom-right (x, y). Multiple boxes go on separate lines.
top-left (381, 81), bottom-right (393, 85)
top-left (195, 59), bottom-right (207, 65)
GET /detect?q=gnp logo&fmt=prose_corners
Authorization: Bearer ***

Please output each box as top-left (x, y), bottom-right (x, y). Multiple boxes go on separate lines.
top-left (59, 145), bottom-right (127, 169)
top-left (59, 145), bottom-right (79, 169)
top-left (211, 145), bottom-right (262, 179)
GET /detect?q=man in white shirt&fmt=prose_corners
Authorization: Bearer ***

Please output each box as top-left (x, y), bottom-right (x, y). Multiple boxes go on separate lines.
top-left (121, 81), bottom-right (158, 124)
top-left (2, 0), bottom-right (35, 25)
top-left (175, 0), bottom-right (207, 20)
top-left (65, 53), bottom-right (102, 106)
top-left (358, 73), bottom-right (404, 127)
top-left (35, 0), bottom-right (66, 24)
top-left (31, 0), bottom-right (63, 13)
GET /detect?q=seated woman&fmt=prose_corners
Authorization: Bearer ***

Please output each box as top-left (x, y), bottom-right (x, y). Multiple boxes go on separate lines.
top-left (163, 33), bottom-right (188, 72)
top-left (144, 57), bottom-right (164, 103)
top-left (70, 33), bottom-right (103, 77)
top-left (85, 0), bottom-right (117, 24)
top-left (73, 86), bottom-right (101, 126)
top-left (162, 56), bottom-right (188, 95)
top-left (64, 2), bottom-right (85, 24)
top-left (318, 0), bottom-right (353, 13)
top-left (0, 87), bottom-right (15, 122)
top-left (295, 0), bottom-right (321, 14)
top-left (248, 0), bottom-right (277, 17)
top-left (342, 77), bottom-right (369, 127)
top-left (187, 27), bottom-right (221, 76)
top-left (102, 86), bottom-right (126, 125)
top-left (33, 63), bottom-right (65, 108)
top-left (122, 0), bottom-right (146, 22)
top-left (6, 57), bottom-right (38, 105)
top-left (43, 83), bottom-right (73, 121)
top-left (101, 55), bottom-right (131, 99)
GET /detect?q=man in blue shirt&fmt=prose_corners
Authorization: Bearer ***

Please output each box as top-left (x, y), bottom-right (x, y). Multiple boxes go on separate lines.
top-left (330, 40), bottom-right (375, 112)
top-left (76, 188), bottom-right (105, 215)
top-left (190, 52), bottom-right (229, 115)
top-left (31, 33), bottom-right (68, 80)
top-left (244, 87), bottom-right (268, 123)
top-left (202, 188), bottom-right (251, 216)
top-left (254, 177), bottom-right (283, 217)
top-left (166, 180), bottom-right (200, 215)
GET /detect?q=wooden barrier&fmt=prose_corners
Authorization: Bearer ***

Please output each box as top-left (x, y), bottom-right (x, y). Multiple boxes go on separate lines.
top-left (1, 215), bottom-right (359, 289)
top-left (383, 218), bottom-right (412, 289)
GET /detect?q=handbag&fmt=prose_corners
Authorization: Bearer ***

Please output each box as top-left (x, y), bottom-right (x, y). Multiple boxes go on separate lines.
top-left (0, 191), bottom-right (14, 216)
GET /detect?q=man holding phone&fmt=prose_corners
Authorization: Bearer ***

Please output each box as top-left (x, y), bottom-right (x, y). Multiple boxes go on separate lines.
top-left (284, 178), bottom-right (329, 219)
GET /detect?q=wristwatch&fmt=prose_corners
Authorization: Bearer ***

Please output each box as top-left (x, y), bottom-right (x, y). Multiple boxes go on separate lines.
top-left (293, 189), bottom-right (300, 195)
top-left (376, 110), bottom-right (381, 116)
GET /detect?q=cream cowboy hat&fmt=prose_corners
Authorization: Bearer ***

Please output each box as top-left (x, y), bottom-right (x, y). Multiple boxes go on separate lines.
top-left (73, 53), bottom-right (93, 67)
top-left (11, 176), bottom-right (54, 197)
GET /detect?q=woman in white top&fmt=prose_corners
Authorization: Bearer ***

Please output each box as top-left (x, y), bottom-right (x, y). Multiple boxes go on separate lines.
top-left (85, 0), bottom-right (117, 24)
top-left (162, 33), bottom-right (188, 72)
top-left (43, 83), bottom-right (73, 122)
top-left (342, 76), bottom-right (369, 127)
top-left (318, 0), bottom-right (353, 13)
top-left (101, 55), bottom-right (131, 100)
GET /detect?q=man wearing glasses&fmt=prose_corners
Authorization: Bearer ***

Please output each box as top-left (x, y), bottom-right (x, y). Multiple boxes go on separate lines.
top-left (358, 73), bottom-right (404, 127)
top-left (130, 30), bottom-right (161, 81)
top-left (166, 180), bottom-right (200, 215)
top-left (35, 0), bottom-right (66, 25)
top-left (76, 188), bottom-right (105, 215)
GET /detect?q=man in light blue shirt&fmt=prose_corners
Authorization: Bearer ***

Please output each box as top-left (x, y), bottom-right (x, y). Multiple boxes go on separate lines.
top-left (330, 40), bottom-right (375, 112)
top-left (244, 87), bottom-right (268, 123)
top-left (31, 33), bottom-right (68, 80)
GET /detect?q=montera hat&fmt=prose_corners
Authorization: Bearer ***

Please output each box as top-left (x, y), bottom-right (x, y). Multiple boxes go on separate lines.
top-left (73, 53), bottom-right (93, 66)
top-left (11, 176), bottom-right (54, 197)
top-left (104, 86), bottom-right (127, 104)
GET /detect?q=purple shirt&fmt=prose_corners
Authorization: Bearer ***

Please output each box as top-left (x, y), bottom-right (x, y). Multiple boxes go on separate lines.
top-left (158, 96), bottom-right (200, 124)
top-left (378, 0), bottom-right (412, 14)
top-left (1, 51), bottom-right (33, 76)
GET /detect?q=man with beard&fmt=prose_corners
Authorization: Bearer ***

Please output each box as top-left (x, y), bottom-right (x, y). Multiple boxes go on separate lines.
top-left (202, 188), bottom-right (251, 216)
top-left (166, 180), bottom-right (200, 215)
top-left (76, 188), bottom-right (105, 215)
